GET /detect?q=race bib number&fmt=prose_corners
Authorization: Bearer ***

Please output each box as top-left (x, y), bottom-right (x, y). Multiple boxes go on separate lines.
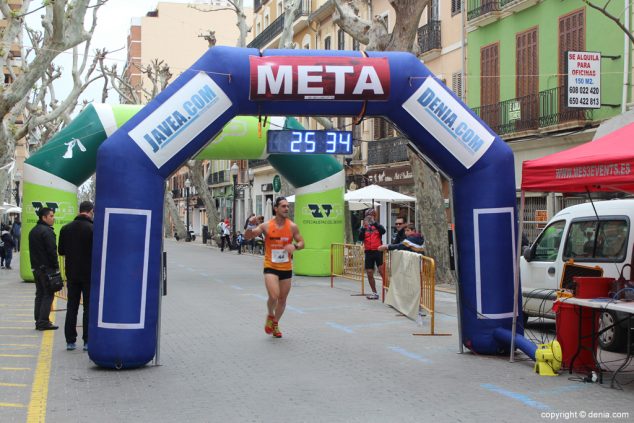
top-left (271, 249), bottom-right (289, 263)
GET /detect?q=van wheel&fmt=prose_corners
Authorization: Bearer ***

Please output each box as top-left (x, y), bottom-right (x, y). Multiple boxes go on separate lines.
top-left (599, 311), bottom-right (625, 352)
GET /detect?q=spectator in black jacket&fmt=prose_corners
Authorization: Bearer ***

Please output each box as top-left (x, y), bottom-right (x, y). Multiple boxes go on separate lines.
top-left (391, 217), bottom-right (406, 244)
top-left (29, 207), bottom-right (59, 331)
top-left (58, 201), bottom-right (94, 351)
top-left (1, 229), bottom-right (15, 269)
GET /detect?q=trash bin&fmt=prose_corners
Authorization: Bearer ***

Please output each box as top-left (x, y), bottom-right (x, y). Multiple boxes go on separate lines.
top-left (202, 225), bottom-right (209, 244)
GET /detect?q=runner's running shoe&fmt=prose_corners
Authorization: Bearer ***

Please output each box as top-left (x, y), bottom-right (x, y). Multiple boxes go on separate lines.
top-left (272, 321), bottom-right (282, 338)
top-left (264, 315), bottom-right (275, 334)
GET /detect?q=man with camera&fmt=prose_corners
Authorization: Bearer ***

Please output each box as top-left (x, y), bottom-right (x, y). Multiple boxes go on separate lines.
top-left (358, 209), bottom-right (386, 300)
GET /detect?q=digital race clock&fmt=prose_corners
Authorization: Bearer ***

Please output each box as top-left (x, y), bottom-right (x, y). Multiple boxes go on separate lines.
top-left (267, 130), bottom-right (353, 155)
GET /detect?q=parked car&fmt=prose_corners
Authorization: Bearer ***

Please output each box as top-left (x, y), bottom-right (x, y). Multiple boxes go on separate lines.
top-left (520, 199), bottom-right (634, 351)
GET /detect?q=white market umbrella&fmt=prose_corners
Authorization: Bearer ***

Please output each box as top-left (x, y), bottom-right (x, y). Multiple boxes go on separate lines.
top-left (286, 195), bottom-right (379, 211)
top-left (344, 184), bottom-right (416, 204)
top-left (5, 206), bottom-right (21, 214)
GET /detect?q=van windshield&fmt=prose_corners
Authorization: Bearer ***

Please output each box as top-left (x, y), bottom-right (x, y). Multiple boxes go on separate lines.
top-left (563, 219), bottom-right (629, 262)
top-left (533, 220), bottom-right (565, 261)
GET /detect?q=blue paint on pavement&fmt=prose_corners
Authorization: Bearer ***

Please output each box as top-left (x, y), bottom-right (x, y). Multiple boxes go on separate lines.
top-left (326, 322), bottom-right (354, 334)
top-left (481, 384), bottom-right (550, 411)
top-left (388, 346), bottom-right (432, 363)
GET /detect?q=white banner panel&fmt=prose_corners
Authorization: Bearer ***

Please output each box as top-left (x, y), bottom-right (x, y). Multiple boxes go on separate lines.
top-left (385, 251), bottom-right (421, 320)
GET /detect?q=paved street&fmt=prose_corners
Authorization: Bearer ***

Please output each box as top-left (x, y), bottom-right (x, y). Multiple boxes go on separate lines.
top-left (0, 240), bottom-right (633, 423)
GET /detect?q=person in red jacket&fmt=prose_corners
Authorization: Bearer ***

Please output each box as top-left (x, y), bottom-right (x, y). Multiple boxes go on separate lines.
top-left (358, 209), bottom-right (386, 300)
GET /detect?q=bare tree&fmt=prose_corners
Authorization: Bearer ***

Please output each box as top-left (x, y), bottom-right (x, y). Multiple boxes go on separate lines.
top-left (0, 0), bottom-right (107, 192)
top-left (332, 0), bottom-right (456, 285)
top-left (582, 0), bottom-right (634, 43)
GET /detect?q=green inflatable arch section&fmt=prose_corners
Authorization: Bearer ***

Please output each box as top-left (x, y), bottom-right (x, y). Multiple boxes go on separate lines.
top-left (20, 104), bottom-right (343, 281)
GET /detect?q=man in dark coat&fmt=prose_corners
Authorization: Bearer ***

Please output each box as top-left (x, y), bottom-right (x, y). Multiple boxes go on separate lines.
top-left (29, 207), bottom-right (59, 331)
top-left (58, 201), bottom-right (94, 351)
top-left (391, 217), bottom-right (406, 244)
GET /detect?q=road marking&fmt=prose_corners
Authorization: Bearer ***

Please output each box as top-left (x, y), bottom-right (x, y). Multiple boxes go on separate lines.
top-left (0, 367), bottom-right (31, 371)
top-left (0, 382), bottom-right (27, 387)
top-left (388, 346), bottom-right (432, 363)
top-left (481, 384), bottom-right (550, 410)
top-left (26, 299), bottom-right (57, 423)
top-left (285, 305), bottom-right (305, 314)
top-left (0, 344), bottom-right (37, 348)
top-left (326, 322), bottom-right (354, 334)
top-left (0, 335), bottom-right (38, 338)
top-left (0, 327), bottom-right (33, 330)
top-left (0, 402), bottom-right (25, 408)
top-left (0, 354), bottom-right (35, 358)
top-left (230, 285), bottom-right (244, 290)
top-left (2, 320), bottom-right (33, 323)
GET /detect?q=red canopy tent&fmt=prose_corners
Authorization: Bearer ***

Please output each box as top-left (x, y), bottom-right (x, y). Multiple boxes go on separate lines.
top-left (509, 122), bottom-right (634, 361)
top-left (521, 121), bottom-right (634, 193)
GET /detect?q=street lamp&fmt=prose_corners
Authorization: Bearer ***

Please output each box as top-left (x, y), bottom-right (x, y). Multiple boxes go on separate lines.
top-left (230, 162), bottom-right (239, 238)
top-left (184, 178), bottom-right (191, 242)
top-left (247, 167), bottom-right (255, 215)
top-left (14, 171), bottom-right (21, 207)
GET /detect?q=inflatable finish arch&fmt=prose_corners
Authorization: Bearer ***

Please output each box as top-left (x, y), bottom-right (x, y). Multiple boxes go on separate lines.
top-left (91, 47), bottom-right (521, 368)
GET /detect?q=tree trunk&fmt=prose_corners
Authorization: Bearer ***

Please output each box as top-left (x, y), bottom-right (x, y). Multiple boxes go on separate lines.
top-left (408, 150), bottom-right (457, 285)
top-left (191, 160), bottom-right (220, 241)
top-left (165, 190), bottom-right (187, 240)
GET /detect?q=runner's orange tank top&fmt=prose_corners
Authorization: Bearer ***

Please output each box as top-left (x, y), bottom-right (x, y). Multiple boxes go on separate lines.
top-left (264, 218), bottom-right (293, 271)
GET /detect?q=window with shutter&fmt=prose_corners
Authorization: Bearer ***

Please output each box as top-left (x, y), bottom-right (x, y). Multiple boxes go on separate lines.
top-left (559, 8), bottom-right (585, 120)
top-left (324, 36), bottom-right (331, 50)
top-left (480, 43), bottom-right (500, 129)
top-left (516, 27), bottom-right (539, 130)
top-left (451, 72), bottom-right (463, 99)
top-left (338, 29), bottom-right (345, 50)
top-left (451, 0), bottom-right (461, 16)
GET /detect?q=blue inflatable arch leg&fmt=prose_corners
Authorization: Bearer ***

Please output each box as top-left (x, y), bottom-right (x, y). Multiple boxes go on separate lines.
top-left (90, 47), bottom-right (521, 368)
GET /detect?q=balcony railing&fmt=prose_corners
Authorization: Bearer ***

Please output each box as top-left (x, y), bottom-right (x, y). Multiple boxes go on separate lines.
top-left (471, 86), bottom-right (593, 136)
top-left (417, 20), bottom-right (441, 55)
top-left (247, 1), bottom-right (310, 49)
top-left (254, 0), bottom-right (262, 12)
top-left (207, 170), bottom-right (229, 185)
top-left (467, 0), bottom-right (500, 21)
top-left (368, 137), bottom-right (409, 166)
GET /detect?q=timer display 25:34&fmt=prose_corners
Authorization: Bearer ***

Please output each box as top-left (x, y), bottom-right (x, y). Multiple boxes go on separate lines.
top-left (267, 130), bottom-right (353, 154)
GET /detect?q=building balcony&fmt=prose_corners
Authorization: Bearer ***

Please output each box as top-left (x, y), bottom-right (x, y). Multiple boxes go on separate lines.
top-left (367, 137), bottom-right (409, 166)
top-left (467, 0), bottom-right (501, 26)
top-left (247, 1), bottom-right (311, 50)
top-left (254, 0), bottom-right (262, 13)
top-left (417, 20), bottom-right (441, 60)
top-left (471, 86), bottom-right (593, 138)
top-left (500, 0), bottom-right (541, 14)
top-left (248, 159), bottom-right (270, 169)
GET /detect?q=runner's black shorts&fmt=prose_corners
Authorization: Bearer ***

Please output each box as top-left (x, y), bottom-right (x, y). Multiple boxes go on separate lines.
top-left (264, 268), bottom-right (293, 280)
top-left (364, 250), bottom-right (383, 270)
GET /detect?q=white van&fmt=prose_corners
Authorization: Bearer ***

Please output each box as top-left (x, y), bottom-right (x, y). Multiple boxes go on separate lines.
top-left (520, 199), bottom-right (633, 351)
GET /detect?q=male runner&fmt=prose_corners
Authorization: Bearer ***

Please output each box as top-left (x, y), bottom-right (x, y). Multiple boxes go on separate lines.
top-left (245, 197), bottom-right (305, 338)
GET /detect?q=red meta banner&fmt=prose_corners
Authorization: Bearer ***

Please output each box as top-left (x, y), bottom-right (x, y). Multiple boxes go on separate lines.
top-left (249, 56), bottom-right (390, 101)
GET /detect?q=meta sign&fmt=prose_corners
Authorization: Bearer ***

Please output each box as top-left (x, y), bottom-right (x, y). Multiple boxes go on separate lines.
top-left (249, 56), bottom-right (390, 101)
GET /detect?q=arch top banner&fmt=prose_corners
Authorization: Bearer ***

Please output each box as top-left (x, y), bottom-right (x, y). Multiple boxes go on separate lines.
top-left (248, 56), bottom-right (390, 101)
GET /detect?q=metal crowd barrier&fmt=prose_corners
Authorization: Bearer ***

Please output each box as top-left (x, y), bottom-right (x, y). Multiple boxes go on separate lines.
top-left (330, 243), bottom-right (366, 295)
